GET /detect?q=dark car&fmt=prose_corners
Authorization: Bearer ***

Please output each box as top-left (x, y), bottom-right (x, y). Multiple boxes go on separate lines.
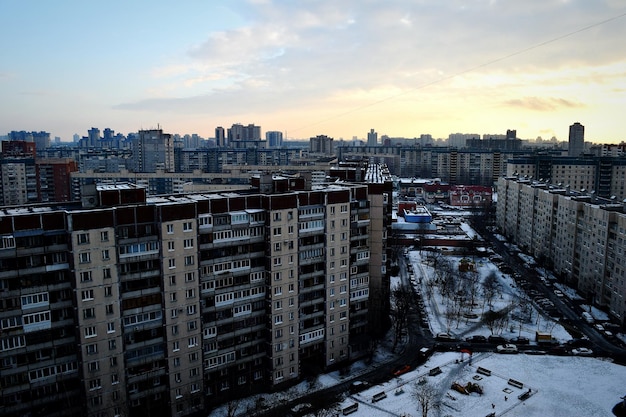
top-left (488, 335), bottom-right (508, 344)
top-left (565, 338), bottom-right (593, 349)
top-left (466, 335), bottom-right (488, 343)
top-left (548, 345), bottom-right (569, 356)
top-left (510, 336), bottom-right (530, 345)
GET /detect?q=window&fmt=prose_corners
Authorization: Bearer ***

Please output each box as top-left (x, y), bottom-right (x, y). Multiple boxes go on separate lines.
top-left (106, 304), bottom-right (114, 315)
top-left (273, 227), bottom-right (281, 236)
top-left (77, 233), bottom-right (89, 245)
top-left (80, 271), bottom-right (92, 282)
top-left (187, 320), bottom-right (197, 331)
top-left (83, 308), bottom-right (95, 319)
top-left (168, 241), bottom-right (175, 251)
top-left (171, 308), bottom-right (178, 319)
top-left (170, 293), bottom-right (177, 302)
top-left (168, 259), bottom-right (176, 269)
top-left (185, 272), bottom-right (195, 282)
top-left (107, 322), bottom-right (115, 333)
top-left (189, 352), bottom-right (199, 362)
top-left (274, 286), bottom-right (282, 296)
top-left (111, 373), bottom-right (119, 384)
top-left (104, 286), bottom-right (112, 297)
top-left (184, 238), bottom-right (193, 248)
top-left (103, 268), bottom-right (112, 279)
top-left (172, 325), bottom-right (178, 335)
top-left (100, 231), bottom-right (109, 242)
top-left (190, 367), bottom-right (199, 377)
top-left (85, 326), bottom-right (97, 338)
top-left (108, 340), bottom-right (116, 350)
top-left (273, 257), bottom-right (282, 266)
top-left (186, 288), bottom-right (195, 299)
top-left (173, 341), bottom-right (180, 352)
top-left (173, 357), bottom-right (180, 367)
top-left (89, 378), bottom-right (102, 391)
top-left (110, 357), bottom-right (117, 367)
top-left (169, 276), bottom-right (176, 286)
top-left (274, 315), bottom-right (283, 324)
top-left (188, 337), bottom-right (198, 347)
top-left (82, 289), bottom-right (94, 301)
top-left (79, 252), bottom-right (91, 263)
top-left (175, 372), bottom-right (181, 383)
top-left (167, 224), bottom-right (174, 234)
top-left (274, 242), bottom-right (281, 251)
top-left (183, 222), bottom-right (193, 231)
top-left (102, 249), bottom-right (110, 260)
top-left (184, 255), bottom-right (194, 266)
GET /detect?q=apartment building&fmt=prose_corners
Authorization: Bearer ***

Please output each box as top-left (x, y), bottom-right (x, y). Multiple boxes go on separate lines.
top-left (337, 145), bottom-right (514, 185)
top-left (506, 155), bottom-right (626, 200)
top-left (496, 177), bottom-right (626, 327)
top-left (0, 177), bottom-right (374, 417)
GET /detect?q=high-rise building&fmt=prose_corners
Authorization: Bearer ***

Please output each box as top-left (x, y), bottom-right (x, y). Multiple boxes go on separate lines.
top-left (36, 158), bottom-right (79, 202)
top-left (496, 176), bottom-right (626, 326)
top-left (310, 135), bottom-right (334, 155)
top-left (266, 131), bottom-right (283, 148)
top-left (132, 129), bottom-right (175, 173)
top-left (88, 127), bottom-right (100, 148)
top-left (215, 127), bottom-right (226, 147)
top-left (0, 178), bottom-right (375, 417)
top-left (367, 129), bottom-right (378, 146)
top-left (568, 122), bottom-right (585, 157)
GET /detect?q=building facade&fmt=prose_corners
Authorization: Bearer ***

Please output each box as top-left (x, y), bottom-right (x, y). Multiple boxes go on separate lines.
top-left (496, 176), bottom-right (626, 326)
top-left (0, 179), bottom-right (375, 417)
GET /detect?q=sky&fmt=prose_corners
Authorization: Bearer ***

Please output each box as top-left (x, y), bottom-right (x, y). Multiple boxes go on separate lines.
top-left (1, 0), bottom-right (626, 143)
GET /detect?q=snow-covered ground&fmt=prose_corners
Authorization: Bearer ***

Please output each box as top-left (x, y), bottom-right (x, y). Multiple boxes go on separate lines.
top-left (338, 352), bottom-right (626, 417)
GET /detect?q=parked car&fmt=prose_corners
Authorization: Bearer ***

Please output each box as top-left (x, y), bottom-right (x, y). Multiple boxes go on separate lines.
top-left (392, 364), bottom-right (411, 376)
top-left (466, 335), bottom-right (487, 343)
top-left (572, 347), bottom-right (593, 356)
top-left (435, 332), bottom-right (457, 341)
top-left (548, 345), bottom-right (569, 356)
top-left (496, 344), bottom-right (519, 354)
top-left (488, 335), bottom-right (508, 344)
top-left (554, 289), bottom-right (564, 297)
top-left (509, 336), bottom-right (530, 345)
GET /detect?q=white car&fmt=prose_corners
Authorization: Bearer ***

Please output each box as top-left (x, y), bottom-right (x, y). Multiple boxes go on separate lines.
top-left (572, 347), bottom-right (593, 356)
top-left (496, 344), bottom-right (518, 354)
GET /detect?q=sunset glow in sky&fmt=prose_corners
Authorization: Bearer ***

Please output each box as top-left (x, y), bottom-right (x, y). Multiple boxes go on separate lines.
top-left (1, 0), bottom-right (625, 143)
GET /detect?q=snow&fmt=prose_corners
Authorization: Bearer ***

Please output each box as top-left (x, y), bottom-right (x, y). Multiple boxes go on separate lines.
top-left (342, 352), bottom-right (626, 417)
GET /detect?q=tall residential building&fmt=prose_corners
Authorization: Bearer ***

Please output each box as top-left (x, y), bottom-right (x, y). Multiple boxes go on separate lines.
top-left (367, 129), bottom-right (378, 146)
top-left (0, 156), bottom-right (38, 206)
top-left (214, 127), bottom-right (226, 148)
top-left (88, 127), bottom-right (100, 148)
top-left (266, 131), bottom-right (283, 148)
top-left (496, 177), bottom-right (626, 326)
top-left (310, 135), bottom-right (334, 156)
top-left (132, 129), bottom-right (175, 173)
top-left (0, 178), bottom-right (375, 417)
top-left (36, 158), bottom-right (79, 203)
top-left (568, 122), bottom-right (585, 157)
top-left (505, 155), bottom-right (626, 200)
top-left (227, 124), bottom-right (261, 142)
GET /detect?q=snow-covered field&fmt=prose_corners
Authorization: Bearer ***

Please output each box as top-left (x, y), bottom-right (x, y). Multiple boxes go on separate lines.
top-left (340, 352), bottom-right (626, 417)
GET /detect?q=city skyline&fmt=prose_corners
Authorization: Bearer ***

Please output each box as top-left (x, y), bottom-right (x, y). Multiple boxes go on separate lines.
top-left (1, 1), bottom-right (626, 143)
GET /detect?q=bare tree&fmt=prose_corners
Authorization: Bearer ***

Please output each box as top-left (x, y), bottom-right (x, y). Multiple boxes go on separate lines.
top-left (412, 380), bottom-right (441, 417)
top-left (483, 308), bottom-right (509, 335)
top-left (391, 286), bottom-right (413, 351)
top-left (225, 398), bottom-right (241, 417)
top-left (481, 271), bottom-right (500, 310)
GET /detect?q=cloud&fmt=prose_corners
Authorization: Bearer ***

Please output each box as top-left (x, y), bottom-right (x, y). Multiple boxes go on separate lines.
top-left (503, 96), bottom-right (585, 111)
